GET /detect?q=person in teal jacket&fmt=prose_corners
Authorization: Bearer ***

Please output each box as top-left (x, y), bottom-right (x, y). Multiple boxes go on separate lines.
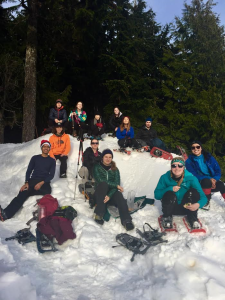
top-left (154, 156), bottom-right (207, 229)
top-left (92, 149), bottom-right (134, 231)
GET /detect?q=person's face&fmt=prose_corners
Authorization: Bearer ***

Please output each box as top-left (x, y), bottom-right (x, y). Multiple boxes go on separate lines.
top-left (146, 121), bottom-right (151, 128)
top-left (171, 162), bottom-right (184, 178)
top-left (42, 145), bottom-right (50, 155)
top-left (191, 144), bottom-right (202, 156)
top-left (76, 102), bottom-right (83, 110)
top-left (56, 102), bottom-right (62, 109)
top-left (114, 108), bottom-right (119, 115)
top-left (95, 115), bottom-right (100, 120)
top-left (56, 126), bottom-right (63, 134)
top-left (123, 117), bottom-right (129, 125)
top-left (91, 139), bottom-right (99, 150)
top-left (103, 154), bottom-right (112, 165)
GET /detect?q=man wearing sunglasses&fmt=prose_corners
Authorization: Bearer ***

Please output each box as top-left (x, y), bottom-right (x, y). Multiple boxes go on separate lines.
top-left (82, 139), bottom-right (102, 179)
top-left (154, 157), bottom-right (207, 229)
top-left (185, 141), bottom-right (224, 210)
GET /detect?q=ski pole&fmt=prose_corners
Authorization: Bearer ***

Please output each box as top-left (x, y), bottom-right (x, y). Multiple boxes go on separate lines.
top-left (74, 140), bottom-right (83, 199)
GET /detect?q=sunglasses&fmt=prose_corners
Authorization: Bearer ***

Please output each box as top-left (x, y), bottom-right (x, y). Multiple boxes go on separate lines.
top-left (191, 146), bottom-right (201, 150)
top-left (171, 164), bottom-right (184, 168)
top-left (91, 142), bottom-right (99, 145)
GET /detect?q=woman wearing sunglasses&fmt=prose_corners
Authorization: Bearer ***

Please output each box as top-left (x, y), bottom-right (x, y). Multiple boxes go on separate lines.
top-left (154, 157), bottom-right (207, 229)
top-left (185, 141), bottom-right (224, 210)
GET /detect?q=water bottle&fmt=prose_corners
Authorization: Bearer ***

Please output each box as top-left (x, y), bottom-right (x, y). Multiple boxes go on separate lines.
top-left (127, 190), bottom-right (135, 211)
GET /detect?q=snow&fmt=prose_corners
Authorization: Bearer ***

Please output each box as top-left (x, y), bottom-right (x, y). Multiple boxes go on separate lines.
top-left (1, 135), bottom-right (225, 300)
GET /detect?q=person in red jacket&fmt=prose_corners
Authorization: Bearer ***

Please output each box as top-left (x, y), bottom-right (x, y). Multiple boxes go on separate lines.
top-left (49, 125), bottom-right (71, 178)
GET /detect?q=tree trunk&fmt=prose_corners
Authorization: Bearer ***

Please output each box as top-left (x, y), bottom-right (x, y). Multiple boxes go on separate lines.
top-left (22, 0), bottom-right (37, 142)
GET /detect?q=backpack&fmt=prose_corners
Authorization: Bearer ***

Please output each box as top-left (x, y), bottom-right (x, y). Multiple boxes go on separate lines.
top-left (53, 206), bottom-right (77, 221)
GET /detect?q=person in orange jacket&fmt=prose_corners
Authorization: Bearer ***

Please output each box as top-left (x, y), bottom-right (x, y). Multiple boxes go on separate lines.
top-left (49, 124), bottom-right (71, 178)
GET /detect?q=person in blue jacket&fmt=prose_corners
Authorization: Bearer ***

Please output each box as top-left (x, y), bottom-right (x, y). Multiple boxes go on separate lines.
top-left (116, 116), bottom-right (138, 149)
top-left (185, 141), bottom-right (225, 210)
top-left (154, 156), bottom-right (207, 229)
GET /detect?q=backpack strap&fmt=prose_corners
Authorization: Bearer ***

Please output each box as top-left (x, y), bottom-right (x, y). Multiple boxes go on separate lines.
top-left (26, 210), bottom-right (38, 226)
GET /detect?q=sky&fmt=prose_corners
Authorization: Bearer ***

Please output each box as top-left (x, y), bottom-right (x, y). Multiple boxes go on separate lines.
top-left (145, 0), bottom-right (225, 26)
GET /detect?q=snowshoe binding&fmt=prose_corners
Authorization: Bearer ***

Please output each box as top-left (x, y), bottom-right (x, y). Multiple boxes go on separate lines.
top-left (158, 215), bottom-right (177, 232)
top-left (36, 229), bottom-right (58, 253)
top-left (136, 223), bottom-right (167, 245)
top-left (113, 148), bottom-right (131, 155)
top-left (5, 228), bottom-right (36, 245)
top-left (182, 216), bottom-right (206, 234)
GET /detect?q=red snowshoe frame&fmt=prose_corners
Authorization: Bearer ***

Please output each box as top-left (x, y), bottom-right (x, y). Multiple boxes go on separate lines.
top-left (182, 217), bottom-right (206, 234)
top-left (150, 147), bottom-right (173, 160)
top-left (158, 215), bottom-right (178, 232)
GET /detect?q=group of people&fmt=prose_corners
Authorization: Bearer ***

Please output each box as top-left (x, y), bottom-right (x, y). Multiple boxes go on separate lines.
top-left (0, 101), bottom-right (224, 234)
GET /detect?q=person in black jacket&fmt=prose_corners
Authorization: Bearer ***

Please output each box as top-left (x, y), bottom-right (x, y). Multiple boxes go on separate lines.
top-left (135, 117), bottom-right (166, 150)
top-left (81, 139), bottom-right (101, 179)
top-left (109, 107), bottom-right (123, 137)
top-left (89, 111), bottom-right (105, 138)
top-left (49, 99), bottom-right (68, 128)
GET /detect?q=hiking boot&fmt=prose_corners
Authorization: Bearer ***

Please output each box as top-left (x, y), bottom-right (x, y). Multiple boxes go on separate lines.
top-left (192, 221), bottom-right (201, 229)
top-left (94, 214), bottom-right (104, 225)
top-left (60, 173), bottom-right (67, 178)
top-left (0, 206), bottom-right (7, 222)
top-left (123, 220), bottom-right (135, 231)
top-left (161, 216), bottom-right (173, 229)
top-left (202, 201), bottom-right (210, 211)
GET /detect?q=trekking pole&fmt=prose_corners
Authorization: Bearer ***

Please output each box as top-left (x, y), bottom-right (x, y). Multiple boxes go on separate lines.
top-left (74, 133), bottom-right (84, 200)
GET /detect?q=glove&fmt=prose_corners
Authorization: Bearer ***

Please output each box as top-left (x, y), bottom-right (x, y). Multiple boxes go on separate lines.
top-left (96, 123), bottom-right (103, 128)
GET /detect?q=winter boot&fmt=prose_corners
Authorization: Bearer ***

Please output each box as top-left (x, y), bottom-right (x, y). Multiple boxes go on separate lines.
top-left (123, 220), bottom-right (135, 231)
top-left (161, 216), bottom-right (173, 229)
top-left (60, 173), bottom-right (67, 178)
top-left (187, 212), bottom-right (200, 229)
top-left (94, 214), bottom-right (104, 225)
top-left (0, 206), bottom-right (7, 222)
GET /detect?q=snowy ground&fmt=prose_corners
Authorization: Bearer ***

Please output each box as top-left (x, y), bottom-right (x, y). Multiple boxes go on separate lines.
top-left (1, 135), bottom-right (225, 300)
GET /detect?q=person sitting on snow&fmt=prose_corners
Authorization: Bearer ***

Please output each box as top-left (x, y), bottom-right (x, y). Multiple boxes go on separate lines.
top-left (135, 117), bottom-right (166, 150)
top-left (49, 99), bottom-right (68, 129)
top-left (49, 124), bottom-right (71, 178)
top-left (185, 141), bottom-right (225, 210)
top-left (89, 111), bottom-right (105, 139)
top-left (116, 116), bottom-right (138, 149)
top-left (92, 149), bottom-right (134, 230)
top-left (154, 156), bottom-right (207, 230)
top-left (109, 107), bottom-right (123, 137)
top-left (0, 140), bottom-right (56, 221)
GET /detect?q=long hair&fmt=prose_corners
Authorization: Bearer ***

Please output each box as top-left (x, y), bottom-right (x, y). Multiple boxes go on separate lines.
top-left (111, 160), bottom-right (117, 171)
top-left (120, 117), bottom-right (131, 132)
top-left (75, 101), bottom-right (83, 110)
top-left (52, 127), bottom-right (65, 135)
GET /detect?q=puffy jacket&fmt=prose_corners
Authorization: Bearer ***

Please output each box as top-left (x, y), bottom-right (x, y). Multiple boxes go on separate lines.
top-left (49, 106), bottom-right (67, 123)
top-left (49, 133), bottom-right (71, 158)
top-left (109, 112), bottom-right (123, 129)
top-left (93, 163), bottom-right (120, 199)
top-left (83, 147), bottom-right (101, 174)
top-left (116, 127), bottom-right (134, 139)
top-left (154, 169), bottom-right (207, 208)
top-left (68, 110), bottom-right (87, 123)
top-left (135, 125), bottom-right (157, 142)
top-left (185, 154), bottom-right (221, 181)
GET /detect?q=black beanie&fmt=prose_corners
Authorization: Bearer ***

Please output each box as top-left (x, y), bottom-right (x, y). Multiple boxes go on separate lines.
top-left (101, 149), bottom-right (113, 159)
top-left (191, 141), bottom-right (202, 148)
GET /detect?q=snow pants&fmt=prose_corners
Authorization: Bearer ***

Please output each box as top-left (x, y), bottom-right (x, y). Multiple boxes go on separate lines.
top-left (118, 137), bottom-right (139, 149)
top-left (55, 155), bottom-right (68, 175)
top-left (161, 188), bottom-right (199, 224)
top-left (94, 182), bottom-right (132, 225)
top-left (4, 179), bottom-right (51, 219)
top-left (200, 178), bottom-right (225, 202)
top-left (135, 138), bottom-right (166, 150)
top-left (89, 126), bottom-right (105, 137)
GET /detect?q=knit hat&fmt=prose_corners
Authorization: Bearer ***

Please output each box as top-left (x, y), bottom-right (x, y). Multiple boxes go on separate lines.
top-left (191, 140), bottom-right (202, 148)
top-left (56, 99), bottom-right (62, 104)
top-left (145, 117), bottom-right (152, 122)
top-left (171, 156), bottom-right (185, 166)
top-left (101, 149), bottom-right (113, 159)
top-left (40, 140), bottom-right (51, 149)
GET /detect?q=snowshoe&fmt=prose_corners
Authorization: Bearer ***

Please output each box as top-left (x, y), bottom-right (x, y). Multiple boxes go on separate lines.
top-left (177, 145), bottom-right (188, 161)
top-left (150, 147), bottom-right (173, 160)
top-left (158, 215), bottom-right (177, 232)
top-left (113, 148), bottom-right (131, 155)
top-left (182, 217), bottom-right (206, 234)
top-left (113, 233), bottom-right (151, 262)
top-left (201, 200), bottom-right (211, 211)
top-left (5, 228), bottom-right (36, 245)
top-left (136, 223), bottom-right (167, 245)
top-left (36, 229), bottom-right (58, 253)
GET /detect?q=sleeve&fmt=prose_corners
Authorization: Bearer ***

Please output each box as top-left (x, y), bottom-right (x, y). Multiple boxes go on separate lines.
top-left (185, 158), bottom-right (204, 181)
top-left (25, 156), bottom-right (35, 182)
top-left (135, 128), bottom-right (142, 139)
top-left (154, 175), bottom-right (173, 200)
top-left (116, 128), bottom-right (123, 139)
top-left (44, 159), bottom-right (56, 183)
top-left (93, 164), bottom-right (105, 184)
top-left (49, 108), bottom-right (55, 121)
top-left (79, 111), bottom-right (87, 122)
top-left (48, 136), bottom-right (55, 158)
top-left (107, 188), bottom-right (118, 199)
top-left (152, 129), bottom-right (157, 139)
top-left (62, 110), bottom-right (67, 123)
top-left (83, 149), bottom-right (92, 170)
top-left (210, 156), bottom-right (221, 181)
top-left (63, 135), bottom-right (71, 156)
top-left (129, 127), bottom-right (134, 138)
top-left (191, 177), bottom-right (208, 208)
top-left (107, 169), bottom-right (120, 189)
top-left (109, 115), bottom-right (115, 129)
top-left (68, 111), bottom-right (73, 122)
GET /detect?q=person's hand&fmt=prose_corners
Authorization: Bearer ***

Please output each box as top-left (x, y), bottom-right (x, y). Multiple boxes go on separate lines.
top-left (55, 119), bottom-right (59, 123)
top-left (173, 186), bottom-right (180, 192)
top-left (104, 195), bottom-right (110, 203)
top-left (115, 127), bottom-right (118, 131)
top-left (34, 181), bottom-right (44, 191)
top-left (185, 203), bottom-right (200, 211)
top-left (20, 183), bottom-right (29, 192)
top-left (117, 185), bottom-right (124, 193)
top-left (210, 178), bottom-right (216, 189)
top-left (73, 112), bottom-right (76, 115)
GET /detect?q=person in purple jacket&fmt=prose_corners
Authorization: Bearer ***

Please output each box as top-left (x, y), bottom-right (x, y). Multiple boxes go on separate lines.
top-left (185, 141), bottom-right (225, 210)
top-left (0, 140), bottom-right (56, 221)
top-left (116, 116), bottom-right (138, 149)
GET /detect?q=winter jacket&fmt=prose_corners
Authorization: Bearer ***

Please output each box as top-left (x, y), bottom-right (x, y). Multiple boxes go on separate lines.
top-left (49, 133), bottom-right (71, 158)
top-left (49, 106), bottom-right (67, 123)
top-left (135, 125), bottom-right (157, 143)
top-left (68, 110), bottom-right (87, 123)
top-left (185, 154), bottom-right (221, 181)
top-left (83, 147), bottom-right (101, 174)
top-left (116, 127), bottom-right (134, 139)
top-left (154, 169), bottom-right (207, 208)
top-left (109, 112), bottom-right (123, 130)
top-left (93, 163), bottom-right (120, 199)
top-left (89, 117), bottom-right (105, 133)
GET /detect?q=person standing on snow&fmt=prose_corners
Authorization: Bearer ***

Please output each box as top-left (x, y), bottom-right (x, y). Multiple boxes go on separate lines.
top-left (154, 156), bottom-right (207, 229)
top-left (185, 141), bottom-right (225, 210)
top-left (116, 116), bottom-right (138, 149)
top-left (109, 107), bottom-right (123, 137)
top-left (92, 149), bottom-right (134, 231)
top-left (0, 140), bottom-right (56, 221)
top-left (49, 99), bottom-right (68, 128)
top-left (135, 117), bottom-right (167, 150)
top-left (68, 101), bottom-right (87, 137)
top-left (49, 124), bottom-right (71, 178)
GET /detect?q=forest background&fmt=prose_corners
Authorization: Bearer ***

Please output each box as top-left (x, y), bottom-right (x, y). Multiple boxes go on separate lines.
top-left (1, 0), bottom-right (225, 175)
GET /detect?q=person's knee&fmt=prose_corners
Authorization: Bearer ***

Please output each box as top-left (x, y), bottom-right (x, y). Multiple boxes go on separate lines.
top-left (96, 182), bottom-right (108, 190)
top-left (200, 178), bottom-right (212, 189)
top-left (162, 191), bottom-right (177, 205)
